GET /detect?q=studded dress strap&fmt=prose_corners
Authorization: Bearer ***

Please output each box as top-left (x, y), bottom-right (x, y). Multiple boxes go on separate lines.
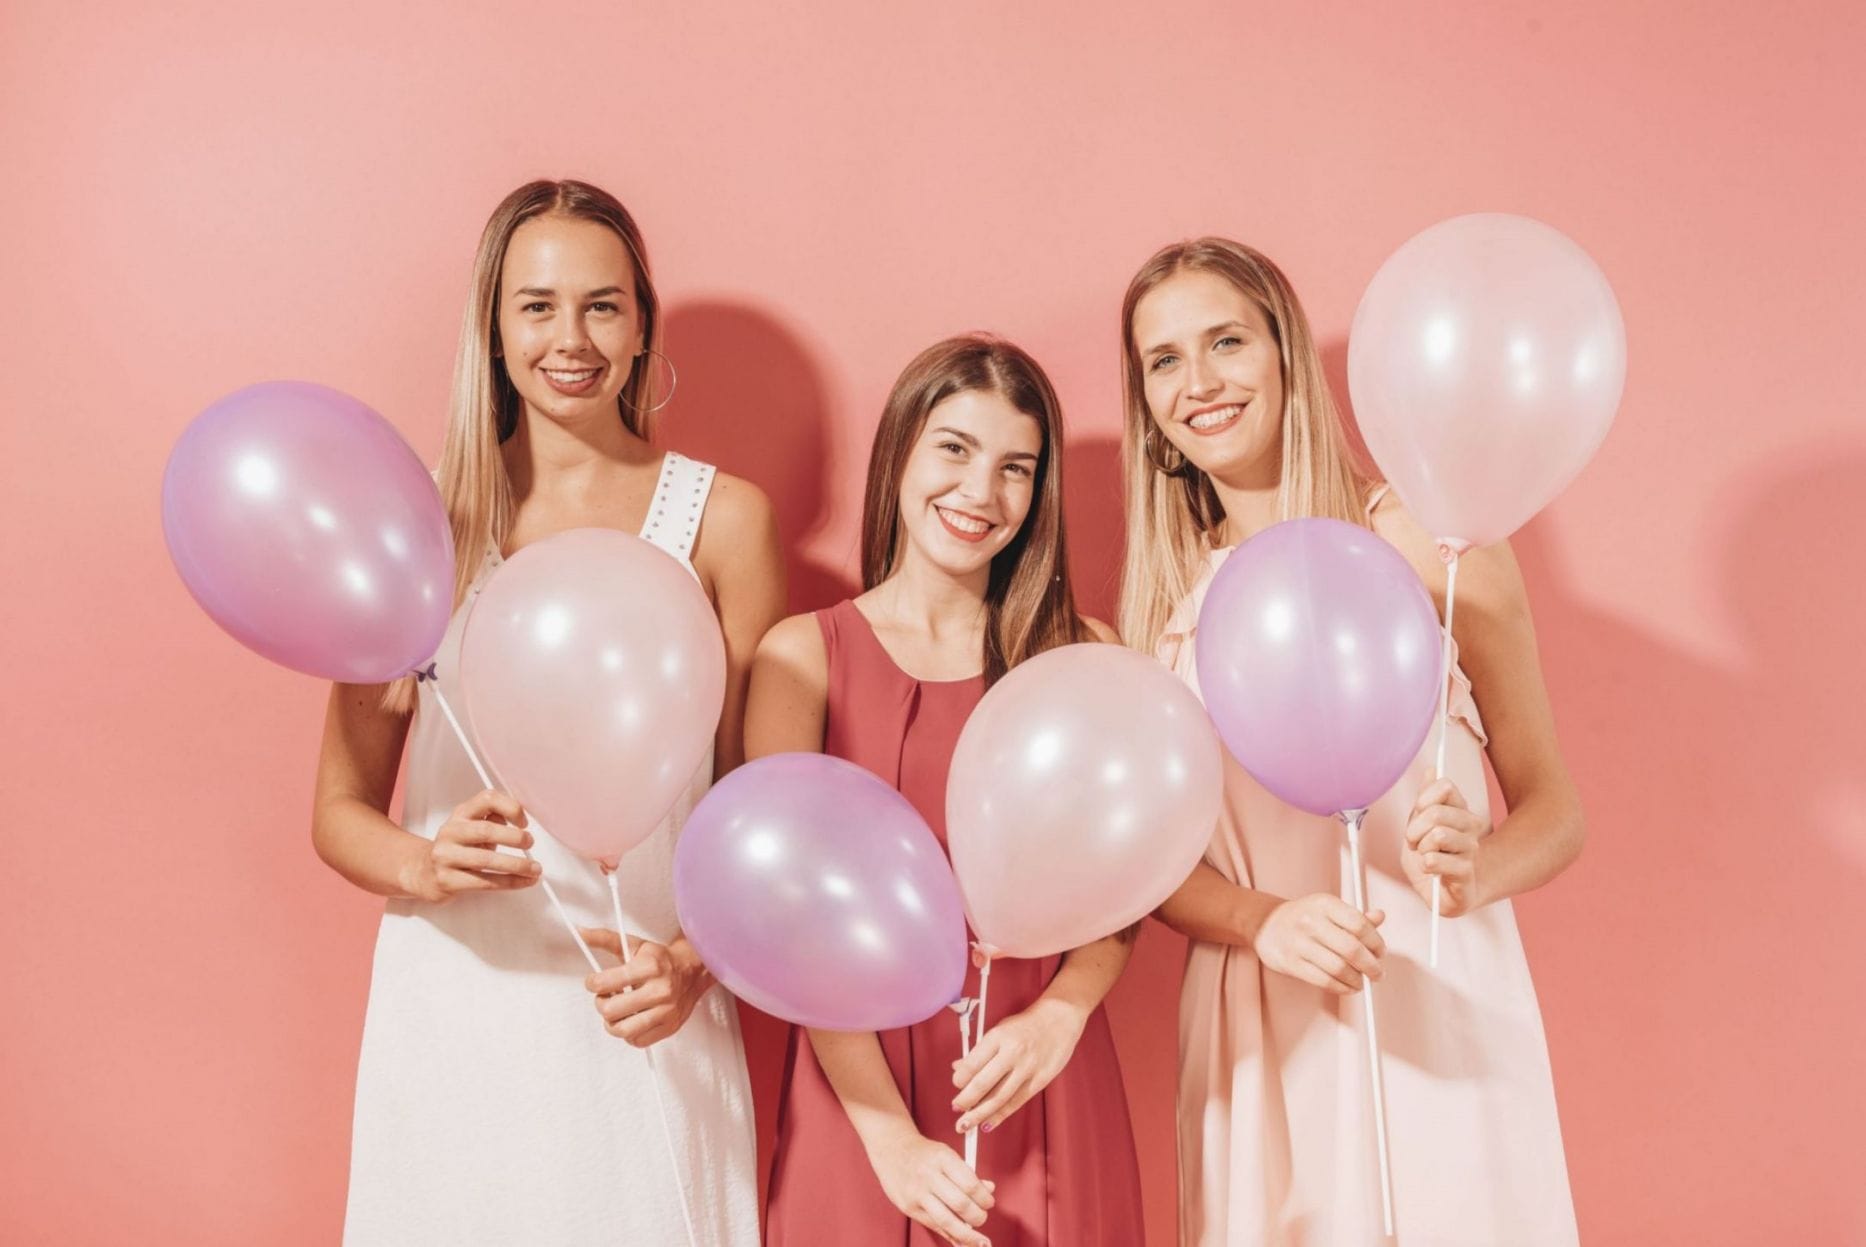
top-left (637, 451), bottom-right (717, 564)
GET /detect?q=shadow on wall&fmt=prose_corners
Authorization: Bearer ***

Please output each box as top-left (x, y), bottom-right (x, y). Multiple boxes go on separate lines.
top-left (1064, 433), bottom-right (1125, 624)
top-left (1509, 437), bottom-right (1866, 1238)
top-left (659, 299), bottom-right (859, 614)
top-left (655, 298), bottom-right (858, 1208)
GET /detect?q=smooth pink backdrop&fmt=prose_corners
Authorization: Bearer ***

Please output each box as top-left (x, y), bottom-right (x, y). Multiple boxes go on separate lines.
top-left (4, 3), bottom-right (1860, 1243)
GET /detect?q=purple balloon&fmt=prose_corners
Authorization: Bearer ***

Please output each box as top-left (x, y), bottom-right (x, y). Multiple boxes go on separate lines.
top-left (674, 753), bottom-right (968, 1031)
top-left (161, 381), bottom-right (456, 683)
top-left (1195, 518), bottom-right (1444, 817)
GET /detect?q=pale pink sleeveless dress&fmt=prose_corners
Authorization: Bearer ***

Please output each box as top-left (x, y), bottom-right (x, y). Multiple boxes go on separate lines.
top-left (1163, 493), bottom-right (1577, 1246)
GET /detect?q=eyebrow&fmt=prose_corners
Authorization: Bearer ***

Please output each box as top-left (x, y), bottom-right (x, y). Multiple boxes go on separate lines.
top-left (1140, 319), bottom-right (1252, 358)
top-left (511, 286), bottom-right (628, 300)
top-left (928, 426), bottom-right (1039, 460)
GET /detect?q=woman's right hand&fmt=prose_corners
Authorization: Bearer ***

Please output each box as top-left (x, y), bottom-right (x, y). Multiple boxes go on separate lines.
top-left (1252, 893), bottom-right (1386, 993)
top-left (405, 789), bottom-right (541, 903)
top-left (864, 1120), bottom-right (995, 1247)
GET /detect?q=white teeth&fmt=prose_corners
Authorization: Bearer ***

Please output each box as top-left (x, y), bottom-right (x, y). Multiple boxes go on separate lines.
top-left (544, 368), bottom-right (600, 383)
top-left (1190, 404), bottom-right (1245, 429)
top-left (937, 507), bottom-right (990, 534)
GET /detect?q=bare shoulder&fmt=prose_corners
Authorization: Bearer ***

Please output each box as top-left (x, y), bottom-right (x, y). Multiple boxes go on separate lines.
top-left (698, 470), bottom-right (777, 546)
top-left (1367, 489), bottom-right (1526, 613)
top-left (691, 468), bottom-right (781, 585)
top-left (1081, 616), bottom-right (1121, 645)
top-left (755, 611), bottom-right (829, 683)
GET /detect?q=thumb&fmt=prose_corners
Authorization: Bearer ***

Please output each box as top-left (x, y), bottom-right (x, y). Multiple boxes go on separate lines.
top-left (578, 926), bottom-right (624, 958)
top-left (1367, 909), bottom-right (1387, 926)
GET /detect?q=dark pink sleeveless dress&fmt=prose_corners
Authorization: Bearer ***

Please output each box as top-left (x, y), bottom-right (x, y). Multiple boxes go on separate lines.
top-left (763, 599), bottom-right (1145, 1245)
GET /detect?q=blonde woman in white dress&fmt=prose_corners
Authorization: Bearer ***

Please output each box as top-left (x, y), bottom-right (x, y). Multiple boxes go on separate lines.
top-left (311, 179), bottom-right (784, 1246)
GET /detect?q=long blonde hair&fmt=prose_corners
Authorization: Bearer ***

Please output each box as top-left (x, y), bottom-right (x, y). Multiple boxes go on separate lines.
top-left (387, 179), bottom-right (663, 712)
top-left (861, 335), bottom-right (1088, 686)
top-left (1116, 237), bottom-right (1371, 655)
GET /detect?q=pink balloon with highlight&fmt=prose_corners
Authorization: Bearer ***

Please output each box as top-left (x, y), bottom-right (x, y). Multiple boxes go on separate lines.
top-left (459, 528), bottom-right (726, 865)
top-left (1349, 213), bottom-right (1626, 551)
top-left (946, 643), bottom-right (1225, 960)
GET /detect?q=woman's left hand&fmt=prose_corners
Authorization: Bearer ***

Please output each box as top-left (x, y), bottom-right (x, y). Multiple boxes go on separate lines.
top-left (1401, 778), bottom-right (1490, 917)
top-left (950, 997), bottom-right (1087, 1135)
top-left (581, 928), bottom-right (713, 1048)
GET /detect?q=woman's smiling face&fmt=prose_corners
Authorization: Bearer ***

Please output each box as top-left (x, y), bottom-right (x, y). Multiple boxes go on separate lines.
top-left (497, 214), bottom-right (644, 426)
top-left (1132, 268), bottom-right (1285, 484)
top-left (895, 388), bottom-right (1043, 580)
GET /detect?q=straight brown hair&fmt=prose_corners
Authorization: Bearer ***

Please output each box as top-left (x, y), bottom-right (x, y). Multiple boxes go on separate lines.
top-left (860, 335), bottom-right (1088, 685)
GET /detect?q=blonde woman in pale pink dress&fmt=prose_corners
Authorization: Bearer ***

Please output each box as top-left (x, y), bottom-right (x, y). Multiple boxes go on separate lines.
top-left (1117, 238), bottom-right (1582, 1246)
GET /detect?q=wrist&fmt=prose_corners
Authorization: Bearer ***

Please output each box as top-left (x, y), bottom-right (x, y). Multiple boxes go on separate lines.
top-left (1235, 889), bottom-right (1287, 950)
top-left (854, 1109), bottom-right (921, 1160)
top-left (396, 845), bottom-right (441, 902)
top-left (668, 934), bottom-right (714, 992)
top-left (1027, 990), bottom-right (1092, 1034)
top-left (1468, 841), bottom-right (1495, 911)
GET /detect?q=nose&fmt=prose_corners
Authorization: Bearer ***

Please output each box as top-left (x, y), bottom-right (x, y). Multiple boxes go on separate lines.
top-left (557, 312), bottom-right (591, 353)
top-left (1184, 354), bottom-right (1221, 402)
top-left (955, 458), bottom-right (995, 506)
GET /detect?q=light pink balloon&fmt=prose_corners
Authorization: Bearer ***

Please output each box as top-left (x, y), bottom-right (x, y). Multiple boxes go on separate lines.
top-left (459, 528), bottom-right (726, 865)
top-left (946, 644), bottom-right (1225, 959)
top-left (1349, 213), bottom-right (1626, 550)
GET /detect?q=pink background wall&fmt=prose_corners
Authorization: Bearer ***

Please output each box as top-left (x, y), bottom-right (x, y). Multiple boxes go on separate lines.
top-left (4, 2), bottom-right (1860, 1242)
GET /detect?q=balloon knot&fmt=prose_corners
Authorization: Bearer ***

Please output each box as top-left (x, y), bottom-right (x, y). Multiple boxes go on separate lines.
top-left (412, 662), bottom-right (439, 683)
top-left (1436, 538), bottom-right (1473, 563)
top-left (970, 942), bottom-right (1002, 968)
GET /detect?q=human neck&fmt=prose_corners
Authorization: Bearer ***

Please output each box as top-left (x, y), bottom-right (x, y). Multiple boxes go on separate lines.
top-left (502, 405), bottom-right (652, 501)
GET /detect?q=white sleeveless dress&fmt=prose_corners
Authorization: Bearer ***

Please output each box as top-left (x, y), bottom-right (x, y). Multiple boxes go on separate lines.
top-left (344, 451), bottom-right (760, 1246)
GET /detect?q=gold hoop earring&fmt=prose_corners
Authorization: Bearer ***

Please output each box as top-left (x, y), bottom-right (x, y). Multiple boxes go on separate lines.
top-left (621, 348), bottom-right (677, 415)
top-left (1143, 424), bottom-right (1188, 476)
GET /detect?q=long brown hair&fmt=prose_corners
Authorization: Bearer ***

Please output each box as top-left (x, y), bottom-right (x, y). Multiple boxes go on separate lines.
top-left (387, 179), bottom-right (663, 712)
top-left (1116, 237), bottom-right (1371, 654)
top-left (860, 335), bottom-right (1088, 685)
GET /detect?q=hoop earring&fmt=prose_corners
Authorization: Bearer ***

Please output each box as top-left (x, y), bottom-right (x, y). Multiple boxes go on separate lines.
top-left (1143, 424), bottom-right (1188, 476)
top-left (621, 348), bottom-right (677, 415)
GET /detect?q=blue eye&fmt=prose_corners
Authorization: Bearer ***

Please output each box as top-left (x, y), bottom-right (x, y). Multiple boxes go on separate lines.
top-left (1215, 335), bottom-right (1242, 349)
top-left (1150, 354), bottom-right (1178, 372)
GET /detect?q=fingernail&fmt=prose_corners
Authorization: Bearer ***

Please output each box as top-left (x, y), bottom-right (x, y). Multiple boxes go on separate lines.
top-left (982, 1122), bottom-right (994, 1134)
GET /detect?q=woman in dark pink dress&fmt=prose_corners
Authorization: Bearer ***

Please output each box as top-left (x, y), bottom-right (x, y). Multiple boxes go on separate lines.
top-left (747, 335), bottom-right (1144, 1247)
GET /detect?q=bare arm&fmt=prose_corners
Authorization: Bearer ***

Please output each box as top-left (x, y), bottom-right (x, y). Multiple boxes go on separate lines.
top-left (1155, 859), bottom-right (1283, 946)
top-left (1374, 499), bottom-right (1585, 911)
top-left (743, 612), bottom-right (828, 759)
top-left (692, 471), bottom-right (788, 778)
top-left (311, 683), bottom-right (538, 901)
top-left (746, 613), bottom-right (992, 1243)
